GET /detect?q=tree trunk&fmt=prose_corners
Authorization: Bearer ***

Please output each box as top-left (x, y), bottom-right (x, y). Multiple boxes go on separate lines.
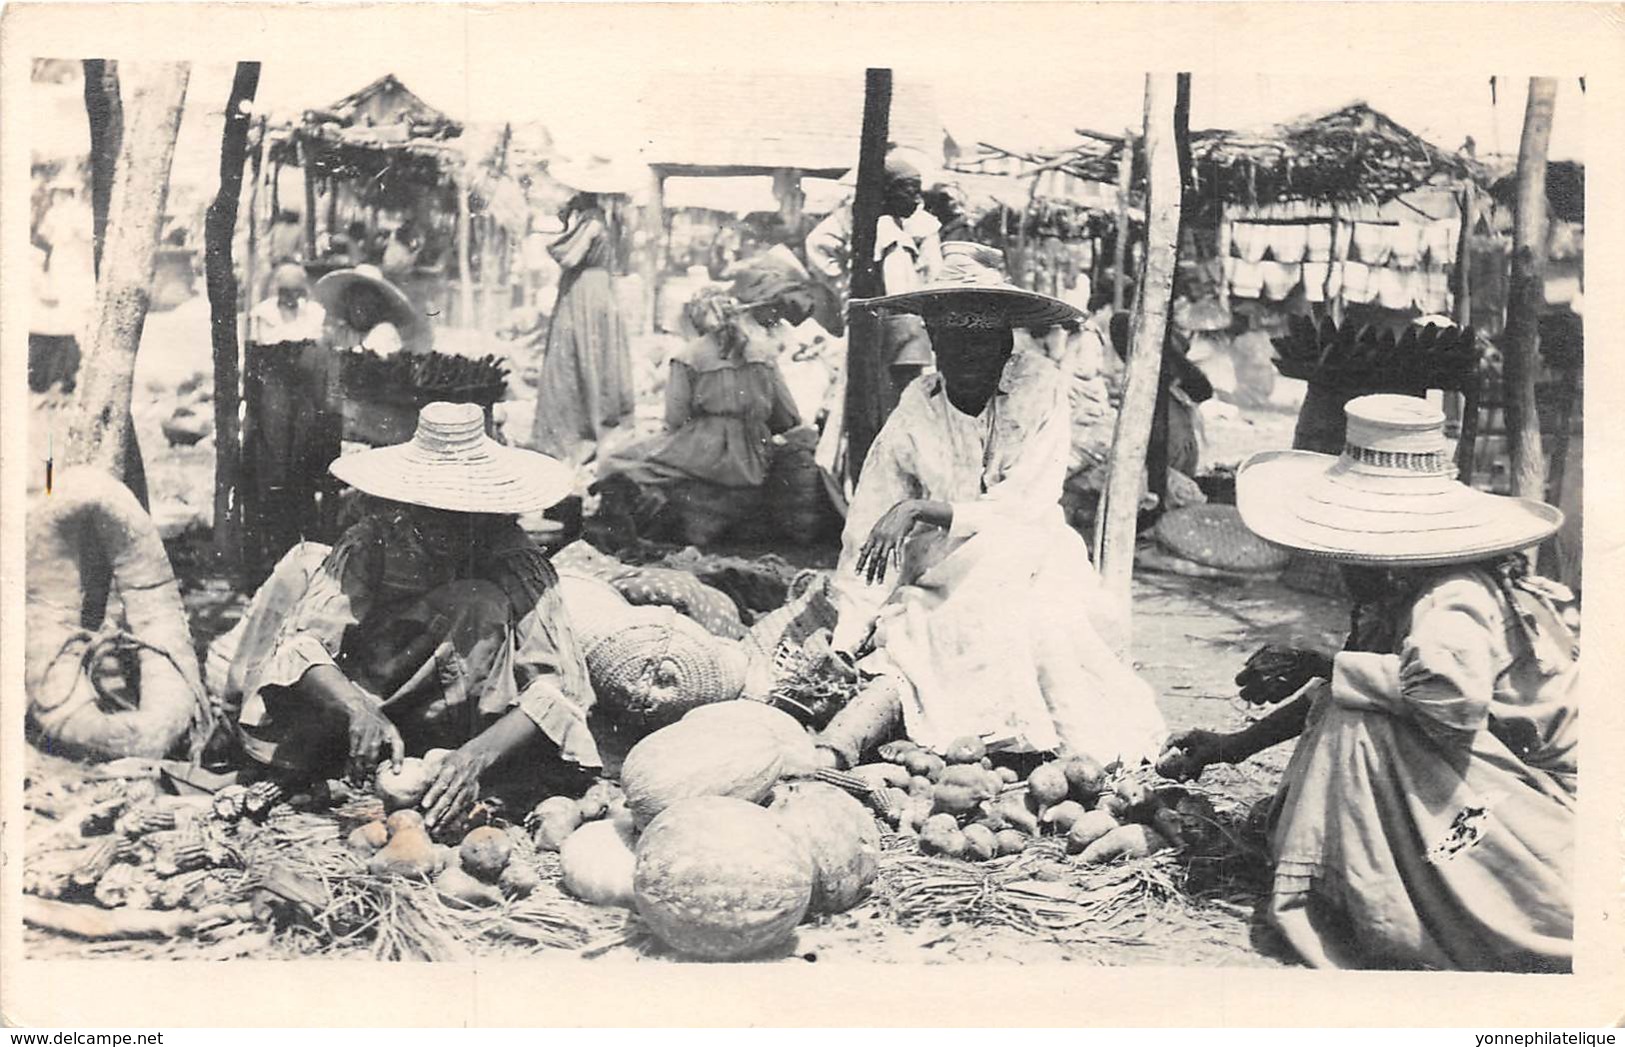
top-left (842, 68), bottom-right (893, 482)
top-left (206, 62), bottom-right (261, 576)
top-left (62, 63), bottom-right (191, 497)
top-left (81, 59), bottom-right (123, 276)
top-left (1112, 135), bottom-right (1133, 311)
top-left (1097, 74), bottom-right (1182, 639)
top-left (1503, 77), bottom-right (1556, 504)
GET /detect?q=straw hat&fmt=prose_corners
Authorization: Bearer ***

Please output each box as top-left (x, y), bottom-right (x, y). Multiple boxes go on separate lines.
top-left (329, 401), bottom-right (573, 515)
top-left (313, 264), bottom-right (427, 349)
top-left (548, 160), bottom-right (632, 196)
top-left (854, 241), bottom-right (1082, 331)
top-left (1237, 394), bottom-right (1562, 567)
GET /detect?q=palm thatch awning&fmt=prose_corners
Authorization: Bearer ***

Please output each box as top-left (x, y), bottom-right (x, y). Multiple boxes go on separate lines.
top-left (965, 102), bottom-right (1488, 210)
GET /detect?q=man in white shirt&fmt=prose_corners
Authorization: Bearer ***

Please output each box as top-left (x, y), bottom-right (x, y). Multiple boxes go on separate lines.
top-left (249, 263), bottom-right (326, 344)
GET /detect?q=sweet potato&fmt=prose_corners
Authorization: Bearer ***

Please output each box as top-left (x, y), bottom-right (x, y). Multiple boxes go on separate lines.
top-left (459, 826), bottom-right (514, 882)
top-left (994, 829), bottom-right (1029, 856)
top-left (346, 820), bottom-right (389, 855)
top-left (1065, 810), bottom-right (1121, 853)
top-left (907, 775), bottom-right (936, 799)
top-left (920, 826), bottom-right (969, 859)
top-left (1079, 824), bottom-right (1169, 865)
top-left (994, 766), bottom-right (1020, 786)
top-left (1060, 755), bottom-right (1107, 805)
top-left (1039, 800), bottom-right (1087, 834)
top-left (498, 860), bottom-right (541, 898)
top-left (1026, 762), bottom-right (1070, 807)
top-left (877, 739), bottom-right (919, 764)
top-left (385, 809), bottom-right (426, 835)
top-left (940, 764), bottom-right (996, 802)
top-left (529, 796), bottom-right (584, 852)
top-left (990, 793), bottom-right (1040, 836)
top-left (944, 736), bottom-right (987, 765)
top-left (961, 824), bottom-right (998, 861)
top-left (434, 863), bottom-right (504, 907)
top-left (368, 824), bottom-right (438, 880)
top-left (375, 758), bottom-right (432, 812)
top-left (1114, 780), bottom-right (1161, 823)
top-left (931, 782), bottom-right (979, 817)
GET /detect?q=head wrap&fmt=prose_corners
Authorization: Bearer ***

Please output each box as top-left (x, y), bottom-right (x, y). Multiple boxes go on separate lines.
top-left (884, 153), bottom-right (923, 187)
top-left (271, 262), bottom-right (308, 294)
top-left (729, 246), bottom-right (811, 307)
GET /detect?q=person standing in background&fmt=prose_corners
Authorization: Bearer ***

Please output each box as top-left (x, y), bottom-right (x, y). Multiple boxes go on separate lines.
top-left (530, 190), bottom-right (635, 467)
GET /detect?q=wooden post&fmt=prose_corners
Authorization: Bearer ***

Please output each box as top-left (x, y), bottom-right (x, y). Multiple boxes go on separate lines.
top-left (455, 165), bottom-right (475, 330)
top-left (1112, 133), bottom-right (1134, 311)
top-left (294, 134), bottom-right (318, 260)
top-left (773, 167), bottom-right (805, 230)
top-left (206, 62), bottom-right (260, 576)
top-left (1503, 77), bottom-right (1556, 505)
top-left (1097, 74), bottom-right (1181, 637)
top-left (1450, 184), bottom-right (1477, 480)
top-left (843, 68), bottom-right (893, 482)
top-left (81, 59), bottom-right (123, 276)
top-left (62, 62), bottom-right (191, 492)
top-left (642, 167), bottom-right (665, 332)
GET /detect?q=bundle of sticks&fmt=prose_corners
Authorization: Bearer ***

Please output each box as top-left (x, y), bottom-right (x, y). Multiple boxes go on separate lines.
top-left (341, 349), bottom-right (510, 399)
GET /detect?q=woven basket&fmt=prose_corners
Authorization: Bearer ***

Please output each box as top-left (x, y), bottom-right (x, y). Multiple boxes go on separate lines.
top-left (1153, 504), bottom-right (1291, 573)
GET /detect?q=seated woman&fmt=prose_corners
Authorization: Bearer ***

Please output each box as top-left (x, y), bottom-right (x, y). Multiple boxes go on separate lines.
top-left (224, 402), bottom-right (597, 832)
top-left (314, 263), bottom-right (430, 356)
top-left (594, 250), bottom-right (814, 546)
top-left (812, 242), bottom-right (1167, 770)
top-left (1160, 394), bottom-right (1576, 972)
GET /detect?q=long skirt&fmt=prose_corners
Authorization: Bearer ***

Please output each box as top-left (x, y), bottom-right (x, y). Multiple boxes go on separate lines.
top-left (855, 514), bottom-right (1167, 766)
top-left (1266, 685), bottom-right (1575, 972)
top-left (531, 267), bottom-right (635, 466)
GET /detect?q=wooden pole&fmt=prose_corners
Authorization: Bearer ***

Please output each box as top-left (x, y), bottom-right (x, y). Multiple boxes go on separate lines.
top-left (1451, 183), bottom-right (1477, 480)
top-left (206, 62), bottom-right (260, 576)
top-left (1097, 74), bottom-right (1182, 637)
top-left (642, 167), bottom-right (665, 332)
top-left (843, 68), bottom-right (893, 482)
top-left (455, 165), bottom-right (475, 330)
top-left (296, 134), bottom-right (318, 259)
top-left (1112, 133), bottom-right (1133, 311)
top-left (81, 59), bottom-right (123, 276)
top-left (1503, 77), bottom-right (1556, 505)
top-left (62, 63), bottom-right (191, 494)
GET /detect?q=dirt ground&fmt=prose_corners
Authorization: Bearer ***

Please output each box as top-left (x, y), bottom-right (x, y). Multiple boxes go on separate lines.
top-left (25, 298), bottom-right (1346, 965)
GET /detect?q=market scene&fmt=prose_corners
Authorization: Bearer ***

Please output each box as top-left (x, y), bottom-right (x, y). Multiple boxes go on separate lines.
top-left (22, 58), bottom-right (1583, 970)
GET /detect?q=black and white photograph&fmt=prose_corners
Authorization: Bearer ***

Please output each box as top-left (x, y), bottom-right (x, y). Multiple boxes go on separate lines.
top-left (1, 0), bottom-right (1620, 1030)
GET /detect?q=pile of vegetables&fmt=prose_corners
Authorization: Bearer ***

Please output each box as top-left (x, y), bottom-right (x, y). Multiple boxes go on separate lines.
top-left (858, 738), bottom-right (1218, 866)
top-left (529, 699), bottom-right (884, 961)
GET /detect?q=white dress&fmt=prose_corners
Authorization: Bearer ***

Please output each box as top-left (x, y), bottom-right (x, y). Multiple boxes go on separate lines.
top-left (830, 349), bottom-right (1167, 764)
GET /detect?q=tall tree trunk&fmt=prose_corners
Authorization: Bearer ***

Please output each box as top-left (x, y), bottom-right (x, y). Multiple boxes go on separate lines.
top-left (62, 63), bottom-right (191, 498)
top-left (1503, 77), bottom-right (1556, 504)
top-left (1146, 73), bottom-right (1194, 520)
top-left (842, 68), bottom-right (893, 482)
top-left (206, 62), bottom-right (261, 575)
top-left (1098, 74), bottom-right (1182, 641)
top-left (82, 59), bottom-right (123, 276)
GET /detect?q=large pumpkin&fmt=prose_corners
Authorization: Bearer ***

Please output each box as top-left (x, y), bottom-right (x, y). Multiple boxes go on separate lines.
top-left (619, 719), bottom-right (783, 829)
top-left (768, 781), bottom-right (881, 915)
top-left (633, 796), bottom-right (814, 960)
top-left (682, 700), bottom-right (820, 778)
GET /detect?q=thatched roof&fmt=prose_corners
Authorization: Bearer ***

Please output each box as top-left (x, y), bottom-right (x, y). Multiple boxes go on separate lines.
top-left (970, 102), bottom-right (1486, 209)
top-left (1489, 159), bottom-right (1584, 224)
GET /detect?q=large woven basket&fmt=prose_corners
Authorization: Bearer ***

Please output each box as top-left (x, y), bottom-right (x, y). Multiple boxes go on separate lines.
top-left (1153, 504), bottom-right (1291, 574)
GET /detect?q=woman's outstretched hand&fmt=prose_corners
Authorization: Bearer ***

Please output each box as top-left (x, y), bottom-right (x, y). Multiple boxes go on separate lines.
top-left (856, 500), bottom-right (920, 585)
top-left (1234, 644), bottom-right (1333, 705)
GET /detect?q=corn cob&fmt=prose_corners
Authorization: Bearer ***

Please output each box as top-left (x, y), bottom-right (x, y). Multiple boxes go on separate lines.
top-left (154, 869), bottom-right (212, 910)
top-left (243, 781), bottom-right (284, 821)
top-left (212, 785), bottom-right (248, 822)
top-left (116, 805), bottom-right (178, 838)
top-left (70, 838), bottom-right (127, 887)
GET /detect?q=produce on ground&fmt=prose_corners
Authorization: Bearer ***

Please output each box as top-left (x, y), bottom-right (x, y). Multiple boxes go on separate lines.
top-left (680, 700), bottom-right (821, 777)
top-left (559, 818), bottom-right (639, 909)
top-left (768, 781), bottom-right (881, 915)
top-left (632, 796), bottom-right (814, 960)
top-left (620, 719), bottom-right (784, 829)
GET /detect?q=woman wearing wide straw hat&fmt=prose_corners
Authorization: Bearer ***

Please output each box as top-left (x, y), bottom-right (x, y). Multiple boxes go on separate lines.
top-left (530, 170), bottom-right (636, 467)
top-left (314, 262), bottom-right (431, 356)
top-left (811, 242), bottom-right (1167, 771)
top-left (1160, 394), bottom-right (1577, 972)
top-left (224, 402), bottom-right (600, 832)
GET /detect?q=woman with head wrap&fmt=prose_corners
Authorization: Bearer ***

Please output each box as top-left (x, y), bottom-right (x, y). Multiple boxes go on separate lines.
top-left (594, 249), bottom-right (814, 546)
top-left (530, 190), bottom-right (636, 467)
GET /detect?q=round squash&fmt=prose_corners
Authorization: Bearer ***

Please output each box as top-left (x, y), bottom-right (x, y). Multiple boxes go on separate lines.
top-left (620, 720), bottom-right (783, 829)
top-left (633, 796), bottom-right (813, 961)
top-left (768, 781), bottom-right (881, 915)
top-left (681, 700), bottom-right (820, 777)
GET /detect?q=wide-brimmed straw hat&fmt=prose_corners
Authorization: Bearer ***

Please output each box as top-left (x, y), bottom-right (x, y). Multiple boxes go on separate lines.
top-left (1237, 394), bottom-right (1562, 567)
top-left (548, 160), bottom-right (633, 196)
top-left (854, 241), bottom-right (1082, 331)
top-left (330, 402), bottom-right (573, 515)
top-left (313, 264), bottom-right (427, 348)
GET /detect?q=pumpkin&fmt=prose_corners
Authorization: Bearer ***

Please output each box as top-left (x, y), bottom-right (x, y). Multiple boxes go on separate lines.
top-left (768, 781), bottom-right (881, 915)
top-left (620, 720), bottom-right (784, 829)
top-left (633, 796), bottom-right (813, 960)
top-left (560, 819), bottom-right (639, 908)
top-left (681, 700), bottom-right (820, 777)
